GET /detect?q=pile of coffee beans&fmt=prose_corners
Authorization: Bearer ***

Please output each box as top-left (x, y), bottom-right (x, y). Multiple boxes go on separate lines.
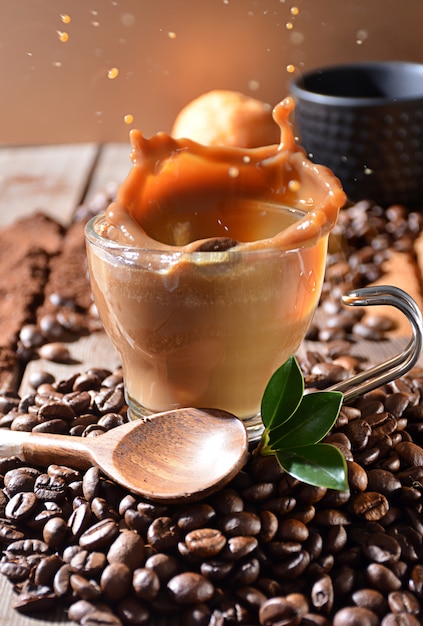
top-left (1, 198), bottom-right (423, 625)
top-left (0, 357), bottom-right (423, 625)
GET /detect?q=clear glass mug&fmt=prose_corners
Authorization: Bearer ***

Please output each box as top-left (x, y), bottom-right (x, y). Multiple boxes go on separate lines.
top-left (85, 204), bottom-right (330, 434)
top-left (85, 207), bottom-right (423, 438)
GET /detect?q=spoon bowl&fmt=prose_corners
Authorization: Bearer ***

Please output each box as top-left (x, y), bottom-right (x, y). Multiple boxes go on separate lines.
top-left (0, 408), bottom-right (248, 503)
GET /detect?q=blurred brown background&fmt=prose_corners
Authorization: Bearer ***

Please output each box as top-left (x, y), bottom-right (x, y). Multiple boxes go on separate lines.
top-left (1, 0), bottom-right (422, 145)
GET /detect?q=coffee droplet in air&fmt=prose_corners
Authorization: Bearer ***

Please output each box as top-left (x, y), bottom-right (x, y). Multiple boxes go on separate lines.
top-left (57, 31), bottom-right (69, 43)
top-left (286, 64), bottom-right (296, 74)
top-left (124, 114), bottom-right (134, 125)
top-left (60, 14), bottom-right (71, 24)
top-left (108, 67), bottom-right (119, 80)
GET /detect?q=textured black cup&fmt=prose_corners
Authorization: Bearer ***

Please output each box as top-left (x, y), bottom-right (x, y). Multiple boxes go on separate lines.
top-left (290, 61), bottom-right (423, 207)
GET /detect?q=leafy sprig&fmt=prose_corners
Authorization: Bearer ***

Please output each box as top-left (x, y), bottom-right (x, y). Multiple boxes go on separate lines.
top-left (256, 355), bottom-right (348, 492)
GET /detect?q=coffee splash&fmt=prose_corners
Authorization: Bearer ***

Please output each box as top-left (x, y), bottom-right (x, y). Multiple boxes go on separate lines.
top-left (101, 97), bottom-right (346, 253)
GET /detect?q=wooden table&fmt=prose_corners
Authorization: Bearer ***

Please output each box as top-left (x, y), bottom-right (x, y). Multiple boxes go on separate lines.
top-left (0, 143), bottom-right (422, 626)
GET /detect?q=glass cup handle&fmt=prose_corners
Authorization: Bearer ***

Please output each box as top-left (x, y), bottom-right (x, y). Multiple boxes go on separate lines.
top-left (327, 286), bottom-right (423, 402)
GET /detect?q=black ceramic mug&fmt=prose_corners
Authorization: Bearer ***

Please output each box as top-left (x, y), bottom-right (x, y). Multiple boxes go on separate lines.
top-left (290, 61), bottom-right (423, 207)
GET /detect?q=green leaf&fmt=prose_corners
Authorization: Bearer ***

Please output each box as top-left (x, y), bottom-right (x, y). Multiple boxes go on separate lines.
top-left (260, 355), bottom-right (304, 430)
top-left (269, 391), bottom-right (343, 450)
top-left (276, 443), bottom-right (349, 491)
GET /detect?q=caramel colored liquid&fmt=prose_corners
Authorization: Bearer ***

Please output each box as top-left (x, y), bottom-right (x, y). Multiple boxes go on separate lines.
top-left (143, 200), bottom-right (305, 247)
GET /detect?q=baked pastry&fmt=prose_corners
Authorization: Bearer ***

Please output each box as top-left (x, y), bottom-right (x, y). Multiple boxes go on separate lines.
top-left (171, 89), bottom-right (280, 148)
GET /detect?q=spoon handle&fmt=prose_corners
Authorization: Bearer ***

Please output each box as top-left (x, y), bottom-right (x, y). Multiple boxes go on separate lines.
top-left (0, 428), bottom-right (93, 469)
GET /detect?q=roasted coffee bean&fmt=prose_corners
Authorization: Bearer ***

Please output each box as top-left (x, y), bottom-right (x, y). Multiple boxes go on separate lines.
top-left (5, 492), bottom-right (38, 521)
top-left (366, 563), bottom-right (402, 592)
top-left (200, 559), bottom-right (233, 582)
top-left (106, 529), bottom-right (145, 570)
top-left (184, 528), bottom-right (226, 558)
top-left (259, 595), bottom-right (304, 626)
top-left (147, 516), bottom-right (181, 551)
top-left (333, 606), bottom-right (379, 626)
top-left (12, 581), bottom-right (56, 613)
top-left (116, 596), bottom-right (150, 626)
top-left (144, 553), bottom-right (179, 582)
top-left (132, 567), bottom-right (160, 601)
top-left (11, 413), bottom-right (42, 431)
top-left (273, 550), bottom-right (310, 579)
top-left (33, 554), bottom-right (63, 586)
top-left (210, 488), bottom-right (244, 514)
top-left (344, 419), bottom-right (372, 450)
top-left (278, 518), bottom-right (309, 542)
top-left (70, 550), bottom-right (106, 576)
top-left (176, 503), bottom-right (216, 531)
top-left (68, 501), bottom-right (93, 539)
top-left (388, 590), bottom-right (420, 614)
top-left (223, 535), bottom-right (258, 560)
top-left (67, 600), bottom-right (107, 623)
top-left (363, 532), bottom-right (401, 563)
top-left (34, 473), bottom-right (67, 502)
top-left (70, 573), bottom-right (102, 600)
top-left (0, 556), bottom-right (31, 581)
top-left (20, 324), bottom-right (45, 349)
top-left (351, 491), bottom-right (389, 521)
top-left (347, 460), bottom-right (368, 491)
top-left (324, 524), bottom-right (348, 553)
top-left (93, 388), bottom-right (124, 414)
top-left (259, 510), bottom-right (279, 543)
top-left (4, 467), bottom-right (38, 496)
top-left (396, 441), bottom-right (423, 466)
top-left (38, 342), bottom-right (72, 363)
top-left (97, 412), bottom-right (125, 430)
top-left (219, 511), bottom-right (261, 536)
top-left (64, 390), bottom-right (92, 414)
top-left (351, 588), bottom-right (388, 616)
top-left (167, 572), bottom-right (214, 605)
top-left (38, 400), bottom-right (75, 421)
top-left (311, 574), bottom-right (334, 613)
top-left (100, 562), bottom-right (132, 601)
top-left (79, 518), bottom-right (119, 550)
top-left (42, 516), bottom-right (68, 548)
top-left (83, 466), bottom-right (101, 501)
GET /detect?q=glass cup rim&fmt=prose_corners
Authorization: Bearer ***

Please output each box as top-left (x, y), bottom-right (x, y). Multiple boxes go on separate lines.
top-left (84, 209), bottom-right (321, 259)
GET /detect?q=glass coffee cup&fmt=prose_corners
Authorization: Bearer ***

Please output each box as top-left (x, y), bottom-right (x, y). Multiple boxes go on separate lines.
top-left (85, 97), bottom-right (347, 434)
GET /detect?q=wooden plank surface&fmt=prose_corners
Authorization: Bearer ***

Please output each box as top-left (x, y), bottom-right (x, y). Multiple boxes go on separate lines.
top-left (0, 144), bottom-right (99, 226)
top-left (83, 143), bottom-right (132, 203)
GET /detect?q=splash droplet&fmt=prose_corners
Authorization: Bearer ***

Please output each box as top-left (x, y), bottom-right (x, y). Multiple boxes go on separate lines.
top-left (290, 6), bottom-right (300, 15)
top-left (288, 180), bottom-right (301, 192)
top-left (124, 114), bottom-right (134, 124)
top-left (57, 31), bottom-right (69, 43)
top-left (286, 64), bottom-right (296, 74)
top-left (60, 14), bottom-right (71, 24)
top-left (168, 31), bottom-right (176, 39)
top-left (286, 21), bottom-right (294, 30)
top-left (108, 67), bottom-right (119, 79)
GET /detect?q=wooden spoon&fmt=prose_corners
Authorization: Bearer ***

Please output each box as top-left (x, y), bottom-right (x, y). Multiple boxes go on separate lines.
top-left (0, 408), bottom-right (248, 503)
